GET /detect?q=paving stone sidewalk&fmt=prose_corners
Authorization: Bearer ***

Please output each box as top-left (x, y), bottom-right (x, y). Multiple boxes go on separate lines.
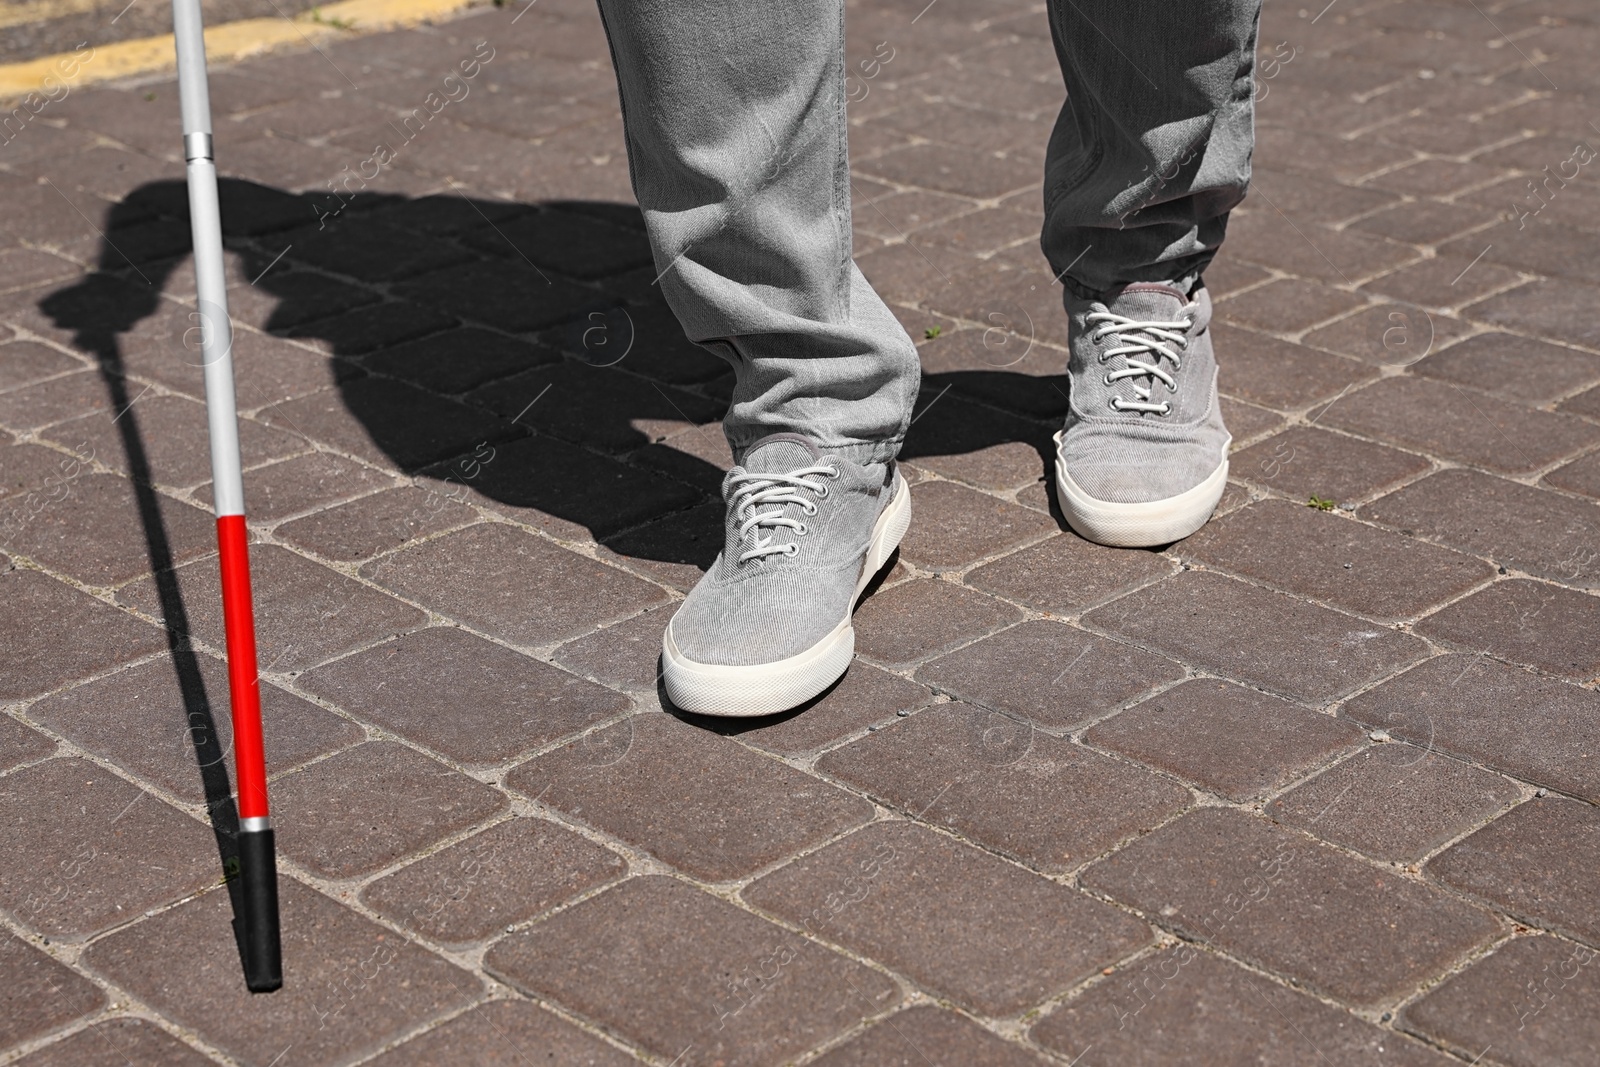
top-left (3, 0), bottom-right (1600, 1063)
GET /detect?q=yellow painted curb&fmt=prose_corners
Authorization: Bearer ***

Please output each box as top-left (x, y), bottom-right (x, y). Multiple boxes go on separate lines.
top-left (0, 0), bottom-right (482, 103)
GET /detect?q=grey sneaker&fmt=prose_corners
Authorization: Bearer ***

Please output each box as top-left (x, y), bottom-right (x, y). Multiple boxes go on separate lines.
top-left (661, 432), bottom-right (911, 717)
top-left (1055, 282), bottom-right (1230, 547)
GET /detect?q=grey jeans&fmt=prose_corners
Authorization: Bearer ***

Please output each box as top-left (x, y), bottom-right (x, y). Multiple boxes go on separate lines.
top-left (594, 0), bottom-right (1263, 465)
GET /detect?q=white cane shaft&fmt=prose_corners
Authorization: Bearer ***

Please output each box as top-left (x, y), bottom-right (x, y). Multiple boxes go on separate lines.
top-left (185, 161), bottom-right (244, 517)
top-left (172, 0), bottom-right (213, 138)
top-left (173, 0), bottom-right (244, 518)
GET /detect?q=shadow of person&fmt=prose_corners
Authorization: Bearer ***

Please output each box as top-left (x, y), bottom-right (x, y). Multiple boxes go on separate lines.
top-left (41, 177), bottom-right (1072, 583)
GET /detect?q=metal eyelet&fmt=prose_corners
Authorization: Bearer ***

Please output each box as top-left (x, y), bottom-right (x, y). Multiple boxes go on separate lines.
top-left (802, 501), bottom-right (818, 516)
top-left (815, 484), bottom-right (830, 499)
top-left (1103, 373), bottom-right (1113, 386)
top-left (783, 542), bottom-right (800, 557)
top-left (795, 522), bottom-right (809, 536)
top-left (1109, 398), bottom-right (1123, 411)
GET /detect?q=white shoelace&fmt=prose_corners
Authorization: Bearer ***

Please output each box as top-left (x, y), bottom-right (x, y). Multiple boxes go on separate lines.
top-left (727, 464), bottom-right (839, 563)
top-left (1087, 306), bottom-right (1197, 415)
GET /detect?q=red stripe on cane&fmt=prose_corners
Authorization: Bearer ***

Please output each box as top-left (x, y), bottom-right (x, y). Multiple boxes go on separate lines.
top-left (217, 515), bottom-right (269, 820)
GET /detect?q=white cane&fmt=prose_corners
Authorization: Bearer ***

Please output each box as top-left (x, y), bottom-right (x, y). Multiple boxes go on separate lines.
top-left (171, 0), bottom-right (282, 993)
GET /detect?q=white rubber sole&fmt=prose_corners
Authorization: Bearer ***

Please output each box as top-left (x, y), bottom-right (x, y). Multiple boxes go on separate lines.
top-left (661, 474), bottom-right (912, 718)
top-left (1054, 430), bottom-right (1229, 548)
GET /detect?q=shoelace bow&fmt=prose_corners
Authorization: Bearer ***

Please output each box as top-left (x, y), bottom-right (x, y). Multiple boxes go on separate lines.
top-left (1087, 305), bottom-right (1197, 415)
top-left (727, 464), bottom-right (839, 563)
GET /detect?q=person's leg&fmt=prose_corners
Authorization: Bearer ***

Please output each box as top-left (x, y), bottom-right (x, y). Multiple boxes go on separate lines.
top-left (1040, 0), bottom-right (1262, 296)
top-left (592, 0), bottom-right (917, 716)
top-left (592, 0), bottom-right (919, 468)
top-left (1039, 0), bottom-right (1261, 547)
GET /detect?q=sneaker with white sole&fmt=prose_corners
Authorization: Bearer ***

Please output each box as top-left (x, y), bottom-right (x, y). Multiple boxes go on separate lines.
top-left (1055, 281), bottom-right (1230, 547)
top-left (661, 432), bottom-right (911, 717)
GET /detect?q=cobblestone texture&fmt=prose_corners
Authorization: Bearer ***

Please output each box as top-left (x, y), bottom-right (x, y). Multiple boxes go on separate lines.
top-left (2, 0), bottom-right (1597, 1061)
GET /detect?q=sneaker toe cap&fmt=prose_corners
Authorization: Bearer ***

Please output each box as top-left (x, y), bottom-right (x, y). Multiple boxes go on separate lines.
top-left (1057, 424), bottom-right (1229, 505)
top-left (667, 568), bottom-right (856, 667)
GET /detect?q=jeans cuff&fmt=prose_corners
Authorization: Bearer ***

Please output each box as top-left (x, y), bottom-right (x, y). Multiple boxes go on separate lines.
top-left (728, 434), bottom-right (902, 468)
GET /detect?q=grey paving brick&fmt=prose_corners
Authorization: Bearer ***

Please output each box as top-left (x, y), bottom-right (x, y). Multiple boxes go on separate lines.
top-left (898, 480), bottom-right (1056, 572)
top-left (0, 714), bottom-right (54, 772)
top-left (0, 568), bottom-right (166, 702)
top-left (1080, 807), bottom-right (1502, 1008)
top-left (1034, 945), bottom-right (1461, 1067)
top-left (813, 1005), bottom-right (1052, 1066)
top-left (25, 652), bottom-right (363, 804)
top-left (0, 931), bottom-right (105, 1055)
top-left (0, 340), bottom-right (82, 395)
top-left (1214, 278), bottom-right (1367, 334)
top-left (364, 998), bottom-right (637, 1066)
top-left (964, 533), bottom-right (1175, 615)
top-left (1, 473), bottom-right (218, 587)
top-left (274, 486), bottom-right (481, 562)
top-left (1415, 333), bottom-right (1600, 406)
top-left (1428, 797), bottom-right (1600, 946)
top-left (852, 578), bottom-right (1024, 668)
top-left (269, 739), bottom-right (507, 880)
top-left (13, 1018), bottom-right (217, 1067)
top-left (486, 875), bottom-right (900, 1067)
top-left (1341, 653), bottom-right (1600, 803)
top-left (552, 606), bottom-right (671, 691)
top-left (505, 714), bottom-right (872, 882)
top-left (298, 626), bottom-right (629, 768)
top-left (360, 816), bottom-right (626, 947)
top-left (360, 522), bottom-right (670, 647)
top-left (1466, 276), bottom-right (1600, 349)
top-left (1230, 425), bottom-right (1432, 503)
top-left (430, 432), bottom-right (702, 543)
top-left (915, 620), bottom-right (1187, 730)
top-left (358, 327), bottom-right (560, 395)
top-left (82, 878), bottom-right (480, 1067)
top-left (118, 543), bottom-right (428, 673)
top-left (258, 375), bottom-right (525, 472)
top-left (690, 662), bottom-right (935, 760)
top-left (1270, 745), bottom-right (1521, 863)
top-left (1179, 498), bottom-right (1496, 622)
top-left (1085, 678), bottom-right (1364, 802)
top-left (596, 500), bottom-right (723, 593)
top-left (195, 451), bottom-right (395, 525)
top-left (462, 361), bottom-right (722, 457)
top-left (44, 396), bottom-right (306, 489)
top-left (1400, 934), bottom-right (1600, 1067)
top-left (820, 701), bottom-right (1188, 873)
top-left (1083, 571), bottom-right (1429, 704)
top-left (1320, 376), bottom-right (1599, 475)
top-left (1544, 450), bottom-right (1600, 501)
top-left (1362, 254), bottom-right (1527, 312)
top-left (1212, 323), bottom-right (1379, 411)
top-left (1364, 468), bottom-right (1600, 590)
top-left (118, 326), bottom-right (350, 412)
top-left (0, 759), bottom-right (216, 939)
top-left (1302, 306), bottom-right (1472, 368)
top-left (745, 821), bottom-right (1151, 1017)
top-left (1413, 579), bottom-right (1600, 681)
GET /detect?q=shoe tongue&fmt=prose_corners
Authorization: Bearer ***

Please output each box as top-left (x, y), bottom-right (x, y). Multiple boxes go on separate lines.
top-left (1102, 283), bottom-right (1187, 321)
top-left (740, 432), bottom-right (823, 475)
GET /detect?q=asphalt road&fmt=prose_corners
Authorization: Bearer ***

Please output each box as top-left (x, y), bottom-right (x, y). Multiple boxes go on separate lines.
top-left (0, 0), bottom-right (325, 64)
